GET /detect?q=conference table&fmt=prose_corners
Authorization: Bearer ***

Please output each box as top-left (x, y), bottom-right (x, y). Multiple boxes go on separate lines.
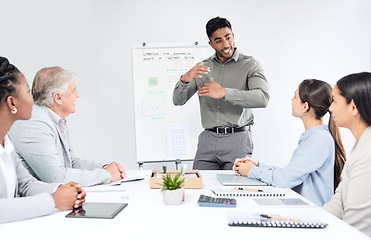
top-left (0, 170), bottom-right (368, 240)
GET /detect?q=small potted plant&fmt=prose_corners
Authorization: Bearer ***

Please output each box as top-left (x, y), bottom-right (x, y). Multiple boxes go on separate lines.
top-left (158, 173), bottom-right (185, 205)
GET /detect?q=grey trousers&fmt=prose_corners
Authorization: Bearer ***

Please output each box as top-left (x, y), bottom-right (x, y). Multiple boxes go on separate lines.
top-left (192, 128), bottom-right (253, 170)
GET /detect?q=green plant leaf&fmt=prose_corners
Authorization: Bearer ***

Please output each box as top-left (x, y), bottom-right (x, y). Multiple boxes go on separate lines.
top-left (159, 173), bottom-right (184, 191)
top-left (173, 173), bottom-right (180, 183)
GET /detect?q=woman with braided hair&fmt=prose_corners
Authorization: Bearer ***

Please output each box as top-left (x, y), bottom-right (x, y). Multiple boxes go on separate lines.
top-left (0, 56), bottom-right (86, 224)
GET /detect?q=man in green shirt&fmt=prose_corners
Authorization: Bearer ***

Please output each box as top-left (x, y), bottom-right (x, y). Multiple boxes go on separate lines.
top-left (173, 17), bottom-right (269, 170)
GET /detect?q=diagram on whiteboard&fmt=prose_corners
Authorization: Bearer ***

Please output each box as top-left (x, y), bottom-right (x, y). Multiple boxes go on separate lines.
top-left (141, 91), bottom-right (169, 118)
top-left (132, 45), bottom-right (209, 162)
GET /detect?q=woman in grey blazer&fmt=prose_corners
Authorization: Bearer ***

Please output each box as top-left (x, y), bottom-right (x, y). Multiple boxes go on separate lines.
top-left (323, 72), bottom-right (371, 237)
top-left (0, 56), bottom-right (85, 224)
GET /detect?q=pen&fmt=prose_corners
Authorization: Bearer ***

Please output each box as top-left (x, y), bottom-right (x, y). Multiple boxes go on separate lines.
top-left (233, 187), bottom-right (263, 192)
top-left (260, 214), bottom-right (300, 222)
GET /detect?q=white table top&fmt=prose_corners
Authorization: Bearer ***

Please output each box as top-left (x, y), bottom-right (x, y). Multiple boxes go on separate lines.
top-left (0, 170), bottom-right (368, 240)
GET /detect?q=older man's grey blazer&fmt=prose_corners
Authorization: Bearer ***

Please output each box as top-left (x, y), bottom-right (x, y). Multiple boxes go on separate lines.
top-left (0, 146), bottom-right (57, 224)
top-left (9, 105), bottom-right (111, 187)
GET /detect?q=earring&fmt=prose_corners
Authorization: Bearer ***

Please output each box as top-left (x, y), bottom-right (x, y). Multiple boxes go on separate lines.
top-left (11, 108), bottom-right (17, 114)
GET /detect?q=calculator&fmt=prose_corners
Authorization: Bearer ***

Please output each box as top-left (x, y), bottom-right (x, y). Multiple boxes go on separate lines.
top-left (197, 194), bottom-right (236, 208)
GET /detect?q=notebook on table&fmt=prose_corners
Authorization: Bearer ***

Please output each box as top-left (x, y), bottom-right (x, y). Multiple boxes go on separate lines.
top-left (211, 187), bottom-right (285, 197)
top-left (216, 174), bottom-right (268, 186)
top-left (228, 212), bottom-right (327, 229)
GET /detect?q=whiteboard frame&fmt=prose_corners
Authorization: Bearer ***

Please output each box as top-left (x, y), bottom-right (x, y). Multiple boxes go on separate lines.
top-left (131, 42), bottom-right (210, 165)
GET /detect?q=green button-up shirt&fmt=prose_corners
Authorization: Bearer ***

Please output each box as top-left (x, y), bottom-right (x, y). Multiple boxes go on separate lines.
top-left (173, 48), bottom-right (269, 129)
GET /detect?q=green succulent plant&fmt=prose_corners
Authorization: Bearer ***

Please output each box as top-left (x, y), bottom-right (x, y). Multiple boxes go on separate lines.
top-left (158, 173), bottom-right (185, 191)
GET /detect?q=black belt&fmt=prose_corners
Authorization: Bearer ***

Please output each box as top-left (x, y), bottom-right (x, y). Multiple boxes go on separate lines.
top-left (206, 126), bottom-right (249, 134)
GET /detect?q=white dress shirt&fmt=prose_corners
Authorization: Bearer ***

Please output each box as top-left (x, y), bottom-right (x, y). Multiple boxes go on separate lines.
top-left (0, 135), bottom-right (17, 198)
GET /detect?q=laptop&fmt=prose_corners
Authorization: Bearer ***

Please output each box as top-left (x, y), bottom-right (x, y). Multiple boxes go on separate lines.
top-left (251, 198), bottom-right (311, 207)
top-left (216, 174), bottom-right (268, 186)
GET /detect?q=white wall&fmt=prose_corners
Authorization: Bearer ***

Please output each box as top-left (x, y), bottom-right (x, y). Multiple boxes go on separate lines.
top-left (1, 0), bottom-right (370, 169)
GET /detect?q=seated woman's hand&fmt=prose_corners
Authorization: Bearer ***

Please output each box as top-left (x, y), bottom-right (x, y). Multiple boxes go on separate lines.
top-left (244, 157), bottom-right (259, 167)
top-left (52, 182), bottom-right (85, 210)
top-left (65, 182), bottom-right (86, 209)
top-left (233, 158), bottom-right (241, 172)
top-left (234, 160), bottom-right (254, 176)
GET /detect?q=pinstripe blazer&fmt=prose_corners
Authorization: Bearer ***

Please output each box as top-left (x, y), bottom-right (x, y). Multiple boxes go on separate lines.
top-left (9, 105), bottom-right (111, 187)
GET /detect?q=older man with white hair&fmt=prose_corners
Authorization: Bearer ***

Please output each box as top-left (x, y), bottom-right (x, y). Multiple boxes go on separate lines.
top-left (10, 66), bottom-right (125, 187)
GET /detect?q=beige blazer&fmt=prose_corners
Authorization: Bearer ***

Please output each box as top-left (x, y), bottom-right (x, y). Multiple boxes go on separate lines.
top-left (323, 126), bottom-right (371, 237)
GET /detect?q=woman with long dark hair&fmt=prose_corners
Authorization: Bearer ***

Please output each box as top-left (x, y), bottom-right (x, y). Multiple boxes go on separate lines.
top-left (323, 72), bottom-right (371, 236)
top-left (233, 79), bottom-right (346, 206)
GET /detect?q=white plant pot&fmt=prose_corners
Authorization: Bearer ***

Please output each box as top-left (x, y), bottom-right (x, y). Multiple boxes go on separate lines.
top-left (162, 187), bottom-right (184, 205)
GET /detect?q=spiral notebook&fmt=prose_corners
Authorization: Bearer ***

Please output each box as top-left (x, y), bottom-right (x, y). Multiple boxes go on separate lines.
top-left (228, 212), bottom-right (327, 229)
top-left (211, 187), bottom-right (285, 197)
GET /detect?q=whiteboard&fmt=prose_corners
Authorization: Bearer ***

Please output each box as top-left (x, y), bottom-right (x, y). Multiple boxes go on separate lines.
top-left (132, 43), bottom-right (210, 162)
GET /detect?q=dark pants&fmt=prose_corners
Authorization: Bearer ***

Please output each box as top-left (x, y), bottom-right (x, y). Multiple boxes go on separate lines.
top-left (192, 128), bottom-right (253, 170)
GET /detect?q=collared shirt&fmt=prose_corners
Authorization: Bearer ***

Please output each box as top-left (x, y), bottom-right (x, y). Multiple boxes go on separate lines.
top-left (248, 125), bottom-right (335, 206)
top-left (46, 108), bottom-right (69, 147)
top-left (0, 135), bottom-right (17, 198)
top-left (173, 48), bottom-right (269, 129)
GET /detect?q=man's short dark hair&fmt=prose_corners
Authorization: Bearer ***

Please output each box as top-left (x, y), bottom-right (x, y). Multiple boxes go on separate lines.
top-left (206, 17), bottom-right (232, 39)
